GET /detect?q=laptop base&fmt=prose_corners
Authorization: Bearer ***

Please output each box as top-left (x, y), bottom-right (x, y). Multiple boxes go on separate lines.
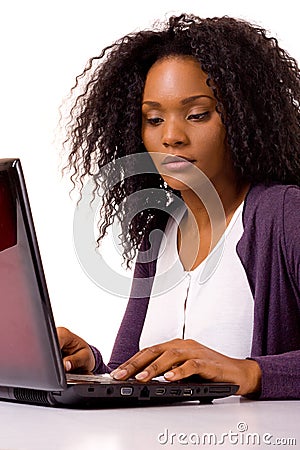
top-left (0, 380), bottom-right (237, 408)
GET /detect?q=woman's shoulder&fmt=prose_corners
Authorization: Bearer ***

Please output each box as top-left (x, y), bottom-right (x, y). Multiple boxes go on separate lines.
top-left (246, 182), bottom-right (299, 202)
top-left (243, 183), bottom-right (299, 222)
top-left (238, 183), bottom-right (300, 268)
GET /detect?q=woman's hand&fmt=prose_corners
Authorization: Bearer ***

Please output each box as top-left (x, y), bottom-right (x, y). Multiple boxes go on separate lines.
top-left (57, 327), bottom-right (95, 373)
top-left (111, 338), bottom-right (261, 396)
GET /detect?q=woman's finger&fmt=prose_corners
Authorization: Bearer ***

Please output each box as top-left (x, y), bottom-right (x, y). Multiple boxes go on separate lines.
top-left (134, 348), bottom-right (188, 381)
top-left (112, 344), bottom-right (166, 379)
top-left (112, 339), bottom-right (189, 379)
top-left (164, 358), bottom-right (216, 381)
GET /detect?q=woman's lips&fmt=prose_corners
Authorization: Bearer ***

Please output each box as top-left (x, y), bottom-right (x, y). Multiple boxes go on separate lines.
top-left (161, 155), bottom-right (195, 172)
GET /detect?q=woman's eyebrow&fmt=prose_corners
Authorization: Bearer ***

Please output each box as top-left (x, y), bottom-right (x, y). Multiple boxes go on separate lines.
top-left (181, 94), bottom-right (214, 105)
top-left (142, 95), bottom-right (214, 108)
top-left (142, 100), bottom-right (161, 107)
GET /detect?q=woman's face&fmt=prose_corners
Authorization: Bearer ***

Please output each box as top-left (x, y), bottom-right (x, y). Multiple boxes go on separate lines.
top-left (141, 56), bottom-right (235, 193)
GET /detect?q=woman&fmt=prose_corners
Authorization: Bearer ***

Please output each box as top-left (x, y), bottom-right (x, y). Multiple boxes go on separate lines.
top-left (59, 14), bottom-right (300, 399)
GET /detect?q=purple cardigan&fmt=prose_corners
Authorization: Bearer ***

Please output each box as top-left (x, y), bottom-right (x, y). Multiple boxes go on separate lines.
top-left (91, 184), bottom-right (300, 400)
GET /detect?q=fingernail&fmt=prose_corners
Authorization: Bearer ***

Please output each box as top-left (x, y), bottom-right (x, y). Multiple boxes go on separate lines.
top-left (113, 369), bottom-right (127, 380)
top-left (164, 371), bottom-right (175, 379)
top-left (65, 361), bottom-right (71, 372)
top-left (135, 371), bottom-right (149, 380)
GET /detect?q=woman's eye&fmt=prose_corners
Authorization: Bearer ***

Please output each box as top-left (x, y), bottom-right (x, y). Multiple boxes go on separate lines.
top-left (187, 112), bottom-right (209, 121)
top-left (146, 117), bottom-right (163, 126)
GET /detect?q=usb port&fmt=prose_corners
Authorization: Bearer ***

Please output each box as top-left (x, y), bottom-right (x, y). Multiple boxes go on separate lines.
top-left (183, 388), bottom-right (193, 396)
top-left (155, 388), bottom-right (166, 396)
top-left (120, 387), bottom-right (133, 396)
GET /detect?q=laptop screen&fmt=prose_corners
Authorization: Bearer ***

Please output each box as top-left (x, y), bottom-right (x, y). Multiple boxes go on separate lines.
top-left (0, 171), bottom-right (17, 251)
top-left (0, 160), bottom-right (65, 391)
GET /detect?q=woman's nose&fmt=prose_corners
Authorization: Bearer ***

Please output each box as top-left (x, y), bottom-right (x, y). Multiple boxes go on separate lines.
top-left (162, 120), bottom-right (188, 148)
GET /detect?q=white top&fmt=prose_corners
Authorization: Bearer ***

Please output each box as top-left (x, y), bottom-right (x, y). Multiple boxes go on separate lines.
top-left (139, 202), bottom-right (254, 359)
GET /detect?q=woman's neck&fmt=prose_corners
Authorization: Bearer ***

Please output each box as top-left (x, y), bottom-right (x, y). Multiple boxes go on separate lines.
top-left (180, 179), bottom-right (250, 230)
top-left (177, 179), bottom-right (250, 271)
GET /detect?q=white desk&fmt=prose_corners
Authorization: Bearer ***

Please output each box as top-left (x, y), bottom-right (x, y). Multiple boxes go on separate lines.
top-left (0, 396), bottom-right (299, 450)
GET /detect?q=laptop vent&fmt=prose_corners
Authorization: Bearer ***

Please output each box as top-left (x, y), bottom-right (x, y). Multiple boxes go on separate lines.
top-left (14, 388), bottom-right (51, 405)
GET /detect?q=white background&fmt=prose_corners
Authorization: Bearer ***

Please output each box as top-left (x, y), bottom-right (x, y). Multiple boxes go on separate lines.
top-left (0, 0), bottom-right (299, 362)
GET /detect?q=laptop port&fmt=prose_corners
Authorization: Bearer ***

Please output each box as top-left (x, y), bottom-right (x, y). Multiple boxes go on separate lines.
top-left (155, 387), bottom-right (166, 396)
top-left (183, 388), bottom-right (193, 396)
top-left (140, 386), bottom-right (150, 398)
top-left (170, 388), bottom-right (181, 395)
top-left (209, 386), bottom-right (231, 394)
top-left (120, 387), bottom-right (133, 396)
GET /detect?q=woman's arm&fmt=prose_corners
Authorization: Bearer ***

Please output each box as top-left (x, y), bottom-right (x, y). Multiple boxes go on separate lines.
top-left (249, 187), bottom-right (300, 399)
top-left (103, 240), bottom-right (158, 372)
top-left (81, 258), bottom-right (154, 374)
top-left (249, 351), bottom-right (300, 399)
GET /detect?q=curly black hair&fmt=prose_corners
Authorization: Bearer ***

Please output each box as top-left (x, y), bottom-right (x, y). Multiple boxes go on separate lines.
top-left (63, 13), bottom-right (300, 265)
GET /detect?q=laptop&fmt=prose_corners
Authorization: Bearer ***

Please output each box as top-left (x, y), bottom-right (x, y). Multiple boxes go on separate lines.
top-left (0, 158), bottom-right (239, 408)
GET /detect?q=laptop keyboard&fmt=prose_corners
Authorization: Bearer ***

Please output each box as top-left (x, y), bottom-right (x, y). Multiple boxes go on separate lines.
top-left (66, 373), bottom-right (168, 384)
top-left (66, 373), bottom-right (116, 384)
